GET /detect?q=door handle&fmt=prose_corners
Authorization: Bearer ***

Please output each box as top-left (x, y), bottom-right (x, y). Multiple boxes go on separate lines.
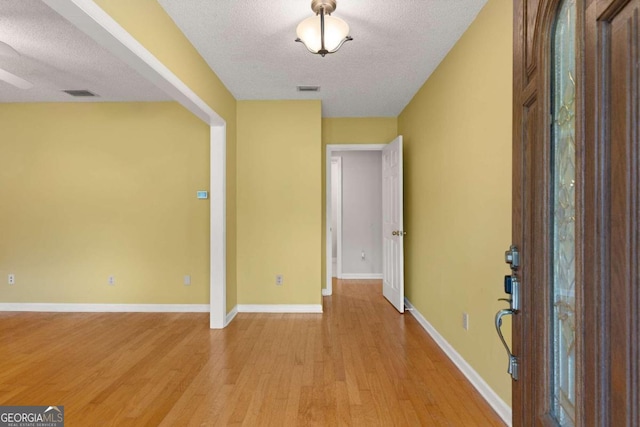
top-left (497, 246), bottom-right (520, 380)
top-left (391, 230), bottom-right (407, 236)
top-left (495, 307), bottom-right (518, 380)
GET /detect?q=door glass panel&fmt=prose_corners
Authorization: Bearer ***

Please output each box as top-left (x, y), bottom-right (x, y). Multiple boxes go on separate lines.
top-left (550, 0), bottom-right (576, 425)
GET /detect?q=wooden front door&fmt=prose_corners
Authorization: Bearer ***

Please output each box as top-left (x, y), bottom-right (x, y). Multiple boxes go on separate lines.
top-left (512, 0), bottom-right (639, 425)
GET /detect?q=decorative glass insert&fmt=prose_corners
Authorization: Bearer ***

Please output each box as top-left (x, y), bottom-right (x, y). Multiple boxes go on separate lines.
top-left (551, 0), bottom-right (576, 425)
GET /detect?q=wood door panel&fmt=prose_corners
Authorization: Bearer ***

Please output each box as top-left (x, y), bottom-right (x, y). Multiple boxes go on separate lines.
top-left (598, 0), bottom-right (635, 17)
top-left (516, 0), bottom-right (639, 424)
top-left (514, 98), bottom-right (540, 427)
top-left (526, 0), bottom-right (542, 78)
top-left (515, 0), bottom-right (559, 424)
top-left (608, 1), bottom-right (640, 424)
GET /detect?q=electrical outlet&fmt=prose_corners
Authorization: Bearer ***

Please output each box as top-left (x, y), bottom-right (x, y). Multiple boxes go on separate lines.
top-left (8, 274), bottom-right (15, 285)
top-left (108, 276), bottom-right (115, 286)
top-left (184, 275), bottom-right (191, 286)
top-left (462, 312), bottom-right (469, 331)
top-left (276, 274), bottom-right (283, 286)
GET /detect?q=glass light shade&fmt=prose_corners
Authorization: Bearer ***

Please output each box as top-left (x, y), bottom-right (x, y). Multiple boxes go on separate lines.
top-left (296, 14), bottom-right (350, 53)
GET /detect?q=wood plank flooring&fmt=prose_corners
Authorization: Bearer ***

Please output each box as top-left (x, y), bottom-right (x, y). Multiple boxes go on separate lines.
top-left (0, 280), bottom-right (505, 426)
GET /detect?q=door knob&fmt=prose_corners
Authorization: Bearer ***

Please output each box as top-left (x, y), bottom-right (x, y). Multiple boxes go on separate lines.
top-left (392, 231), bottom-right (398, 236)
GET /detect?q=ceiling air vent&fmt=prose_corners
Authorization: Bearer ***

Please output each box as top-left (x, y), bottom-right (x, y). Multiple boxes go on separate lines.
top-left (62, 89), bottom-right (98, 97)
top-left (297, 85), bottom-right (320, 92)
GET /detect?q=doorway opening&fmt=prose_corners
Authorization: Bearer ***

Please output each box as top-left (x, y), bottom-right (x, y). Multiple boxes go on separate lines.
top-left (325, 138), bottom-right (404, 311)
top-left (330, 150), bottom-right (383, 282)
top-left (326, 145), bottom-right (385, 295)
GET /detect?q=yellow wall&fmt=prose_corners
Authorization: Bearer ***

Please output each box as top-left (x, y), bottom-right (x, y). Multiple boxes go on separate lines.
top-left (320, 118), bottom-right (397, 289)
top-left (95, 0), bottom-right (238, 311)
top-left (0, 103), bottom-right (210, 304)
top-left (237, 101), bottom-right (322, 305)
top-left (321, 118), bottom-right (398, 146)
top-left (398, 0), bottom-right (513, 404)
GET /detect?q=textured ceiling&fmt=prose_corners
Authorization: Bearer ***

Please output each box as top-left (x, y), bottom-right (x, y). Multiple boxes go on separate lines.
top-left (158, 0), bottom-right (488, 117)
top-left (0, 0), bottom-right (171, 103)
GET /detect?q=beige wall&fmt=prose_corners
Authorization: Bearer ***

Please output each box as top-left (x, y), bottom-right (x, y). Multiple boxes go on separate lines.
top-left (321, 118), bottom-right (398, 288)
top-left (0, 102), bottom-right (210, 304)
top-left (398, 0), bottom-right (513, 404)
top-left (95, 0), bottom-right (238, 311)
top-left (237, 101), bottom-right (322, 305)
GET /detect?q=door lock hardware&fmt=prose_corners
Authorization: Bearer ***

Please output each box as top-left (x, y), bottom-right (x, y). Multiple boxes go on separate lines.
top-left (392, 230), bottom-right (407, 236)
top-left (504, 245), bottom-right (520, 270)
top-left (494, 271), bottom-right (520, 380)
top-left (495, 308), bottom-right (519, 380)
top-left (503, 275), bottom-right (520, 312)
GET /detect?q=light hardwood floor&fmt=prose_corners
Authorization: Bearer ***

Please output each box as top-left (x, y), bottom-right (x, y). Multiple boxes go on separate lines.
top-left (0, 280), bottom-right (505, 426)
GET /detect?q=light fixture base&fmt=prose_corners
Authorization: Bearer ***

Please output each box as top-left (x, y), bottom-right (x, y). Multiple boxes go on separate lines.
top-left (311, 0), bottom-right (337, 14)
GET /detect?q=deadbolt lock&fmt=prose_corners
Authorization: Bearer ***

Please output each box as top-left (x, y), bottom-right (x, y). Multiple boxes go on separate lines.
top-left (505, 245), bottom-right (520, 270)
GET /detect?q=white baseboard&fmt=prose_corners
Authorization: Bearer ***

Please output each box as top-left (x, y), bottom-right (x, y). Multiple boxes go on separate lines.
top-left (0, 303), bottom-right (210, 313)
top-left (404, 298), bottom-right (512, 426)
top-left (339, 273), bottom-right (383, 280)
top-left (321, 288), bottom-right (332, 296)
top-left (237, 304), bottom-right (323, 313)
top-left (225, 305), bottom-right (238, 326)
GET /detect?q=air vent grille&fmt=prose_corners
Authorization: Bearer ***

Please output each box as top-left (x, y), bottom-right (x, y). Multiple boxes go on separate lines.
top-left (63, 89), bottom-right (98, 97)
top-left (297, 85), bottom-right (320, 92)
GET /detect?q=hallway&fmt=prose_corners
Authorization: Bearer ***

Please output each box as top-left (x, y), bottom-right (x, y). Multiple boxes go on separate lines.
top-left (0, 280), bottom-right (505, 425)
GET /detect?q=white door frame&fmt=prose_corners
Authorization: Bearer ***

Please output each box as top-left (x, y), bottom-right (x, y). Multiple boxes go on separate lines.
top-left (330, 157), bottom-right (343, 280)
top-left (43, 0), bottom-right (228, 328)
top-left (324, 144), bottom-right (385, 296)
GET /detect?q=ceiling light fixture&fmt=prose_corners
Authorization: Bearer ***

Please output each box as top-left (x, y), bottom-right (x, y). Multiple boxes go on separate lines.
top-left (295, 0), bottom-right (352, 57)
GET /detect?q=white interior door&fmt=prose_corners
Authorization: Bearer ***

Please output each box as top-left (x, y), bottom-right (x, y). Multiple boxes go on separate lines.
top-left (382, 136), bottom-right (404, 313)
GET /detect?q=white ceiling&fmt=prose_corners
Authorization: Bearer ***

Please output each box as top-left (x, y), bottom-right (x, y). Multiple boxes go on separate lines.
top-left (158, 0), bottom-right (487, 117)
top-left (0, 0), bottom-right (171, 103)
top-left (0, 0), bottom-right (488, 115)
